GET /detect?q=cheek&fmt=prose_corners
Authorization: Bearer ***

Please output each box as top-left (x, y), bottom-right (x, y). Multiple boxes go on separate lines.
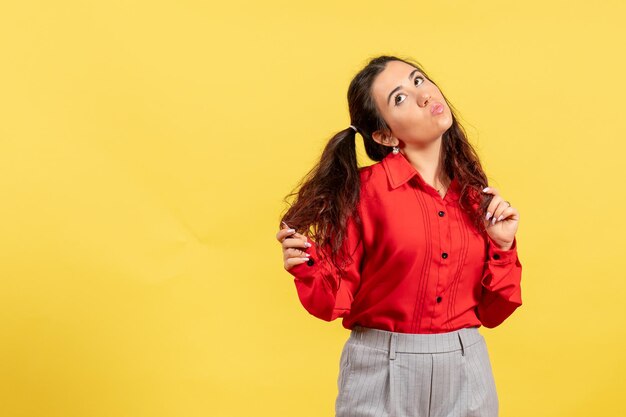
top-left (398, 107), bottom-right (429, 125)
top-left (388, 106), bottom-right (432, 134)
top-left (438, 108), bottom-right (454, 128)
top-left (404, 112), bottom-right (433, 131)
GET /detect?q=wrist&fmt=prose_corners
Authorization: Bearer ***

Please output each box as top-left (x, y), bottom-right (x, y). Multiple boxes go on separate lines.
top-left (487, 234), bottom-right (515, 251)
top-left (495, 241), bottom-right (513, 251)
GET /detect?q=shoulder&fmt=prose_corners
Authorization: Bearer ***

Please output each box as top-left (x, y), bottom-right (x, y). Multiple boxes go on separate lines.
top-left (358, 160), bottom-right (386, 193)
top-left (359, 160), bottom-right (385, 183)
top-left (358, 160), bottom-right (385, 183)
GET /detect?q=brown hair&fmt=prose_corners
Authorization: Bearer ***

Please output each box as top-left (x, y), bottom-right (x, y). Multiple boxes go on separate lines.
top-left (279, 55), bottom-right (494, 274)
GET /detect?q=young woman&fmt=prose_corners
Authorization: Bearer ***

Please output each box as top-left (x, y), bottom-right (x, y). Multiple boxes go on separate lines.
top-left (275, 55), bottom-right (522, 417)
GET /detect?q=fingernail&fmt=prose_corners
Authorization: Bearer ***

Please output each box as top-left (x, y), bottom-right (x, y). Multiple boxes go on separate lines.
top-left (304, 253), bottom-right (311, 257)
top-left (305, 242), bottom-right (311, 247)
top-left (497, 215), bottom-right (503, 221)
top-left (482, 187), bottom-right (489, 192)
top-left (486, 212), bottom-right (492, 220)
top-left (492, 217), bottom-right (496, 225)
top-left (288, 229), bottom-right (295, 233)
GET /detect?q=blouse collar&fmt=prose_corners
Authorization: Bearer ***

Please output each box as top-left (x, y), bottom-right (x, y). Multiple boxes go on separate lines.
top-left (381, 151), bottom-right (461, 201)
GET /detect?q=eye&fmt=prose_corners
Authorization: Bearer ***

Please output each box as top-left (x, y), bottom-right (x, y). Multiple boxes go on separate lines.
top-left (394, 76), bottom-right (425, 106)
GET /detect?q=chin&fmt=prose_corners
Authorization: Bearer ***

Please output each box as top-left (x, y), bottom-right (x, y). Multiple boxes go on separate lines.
top-left (441, 114), bottom-right (453, 130)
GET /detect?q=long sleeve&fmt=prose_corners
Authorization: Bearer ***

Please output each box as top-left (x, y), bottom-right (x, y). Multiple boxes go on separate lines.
top-left (286, 215), bottom-right (364, 322)
top-left (475, 235), bottom-right (523, 328)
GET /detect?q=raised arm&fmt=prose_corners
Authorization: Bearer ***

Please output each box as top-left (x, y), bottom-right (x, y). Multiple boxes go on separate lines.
top-left (282, 215), bottom-right (364, 322)
top-left (475, 235), bottom-right (523, 328)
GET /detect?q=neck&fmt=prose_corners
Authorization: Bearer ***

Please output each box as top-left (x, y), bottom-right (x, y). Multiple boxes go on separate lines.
top-left (400, 136), bottom-right (448, 188)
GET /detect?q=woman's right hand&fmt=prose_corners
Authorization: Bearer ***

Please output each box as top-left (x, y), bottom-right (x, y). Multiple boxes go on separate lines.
top-left (276, 222), bottom-right (312, 271)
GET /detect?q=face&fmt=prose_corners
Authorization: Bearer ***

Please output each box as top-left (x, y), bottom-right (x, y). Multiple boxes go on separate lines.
top-left (370, 60), bottom-right (453, 148)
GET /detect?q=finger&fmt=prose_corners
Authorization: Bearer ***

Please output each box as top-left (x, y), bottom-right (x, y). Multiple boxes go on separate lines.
top-left (485, 195), bottom-right (504, 222)
top-left (277, 227), bottom-right (309, 243)
top-left (284, 256), bottom-right (311, 271)
top-left (278, 222), bottom-right (310, 240)
top-left (280, 236), bottom-right (311, 266)
top-left (489, 206), bottom-right (516, 225)
top-left (482, 186), bottom-right (500, 221)
top-left (496, 206), bottom-right (520, 222)
top-left (284, 247), bottom-right (311, 261)
top-left (276, 226), bottom-right (297, 242)
top-left (287, 230), bottom-right (310, 245)
top-left (282, 234), bottom-right (310, 251)
top-left (490, 199), bottom-right (511, 224)
top-left (482, 186), bottom-right (499, 195)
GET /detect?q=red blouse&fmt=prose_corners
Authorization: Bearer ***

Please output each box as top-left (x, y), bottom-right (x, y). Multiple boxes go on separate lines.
top-left (286, 151), bottom-right (523, 334)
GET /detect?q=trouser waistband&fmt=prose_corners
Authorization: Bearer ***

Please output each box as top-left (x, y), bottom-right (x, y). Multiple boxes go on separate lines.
top-left (349, 325), bottom-right (483, 359)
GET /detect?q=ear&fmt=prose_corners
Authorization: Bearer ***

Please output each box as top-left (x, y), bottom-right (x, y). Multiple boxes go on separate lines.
top-left (372, 130), bottom-right (398, 147)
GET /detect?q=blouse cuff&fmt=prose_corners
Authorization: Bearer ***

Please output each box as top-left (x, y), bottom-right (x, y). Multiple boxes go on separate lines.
top-left (487, 235), bottom-right (518, 265)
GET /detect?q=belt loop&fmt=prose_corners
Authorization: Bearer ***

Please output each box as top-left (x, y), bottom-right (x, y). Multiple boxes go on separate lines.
top-left (457, 331), bottom-right (465, 356)
top-left (389, 333), bottom-right (397, 360)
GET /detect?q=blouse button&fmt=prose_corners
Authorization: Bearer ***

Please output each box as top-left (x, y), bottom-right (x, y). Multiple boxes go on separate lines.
top-left (438, 210), bottom-right (445, 217)
top-left (307, 258), bottom-right (315, 266)
top-left (436, 296), bottom-right (442, 303)
top-left (492, 253), bottom-right (500, 260)
top-left (441, 252), bottom-right (448, 259)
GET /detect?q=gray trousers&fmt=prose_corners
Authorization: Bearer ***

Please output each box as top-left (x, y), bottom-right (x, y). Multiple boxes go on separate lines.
top-left (335, 326), bottom-right (498, 417)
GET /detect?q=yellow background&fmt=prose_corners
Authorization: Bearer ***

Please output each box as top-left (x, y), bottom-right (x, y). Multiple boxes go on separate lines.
top-left (1, 1), bottom-right (624, 416)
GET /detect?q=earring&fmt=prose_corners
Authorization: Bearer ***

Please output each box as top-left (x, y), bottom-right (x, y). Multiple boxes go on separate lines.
top-left (392, 146), bottom-right (399, 154)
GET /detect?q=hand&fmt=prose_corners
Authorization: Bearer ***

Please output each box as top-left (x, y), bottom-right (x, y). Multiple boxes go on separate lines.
top-left (276, 222), bottom-right (313, 271)
top-left (482, 187), bottom-right (519, 250)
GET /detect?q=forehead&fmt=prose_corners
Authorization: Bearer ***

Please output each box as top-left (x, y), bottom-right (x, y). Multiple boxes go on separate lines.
top-left (372, 61), bottom-right (421, 102)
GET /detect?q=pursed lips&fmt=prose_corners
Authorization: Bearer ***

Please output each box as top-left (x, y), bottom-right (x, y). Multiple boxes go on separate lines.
top-left (429, 101), bottom-right (444, 115)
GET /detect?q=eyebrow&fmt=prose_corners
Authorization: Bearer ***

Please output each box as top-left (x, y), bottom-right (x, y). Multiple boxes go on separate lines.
top-left (387, 68), bottom-right (421, 106)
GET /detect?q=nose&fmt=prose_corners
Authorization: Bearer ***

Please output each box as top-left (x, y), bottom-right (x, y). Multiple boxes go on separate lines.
top-left (418, 92), bottom-right (431, 108)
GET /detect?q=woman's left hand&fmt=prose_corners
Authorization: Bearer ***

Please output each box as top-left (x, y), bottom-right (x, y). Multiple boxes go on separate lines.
top-left (482, 187), bottom-right (519, 250)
